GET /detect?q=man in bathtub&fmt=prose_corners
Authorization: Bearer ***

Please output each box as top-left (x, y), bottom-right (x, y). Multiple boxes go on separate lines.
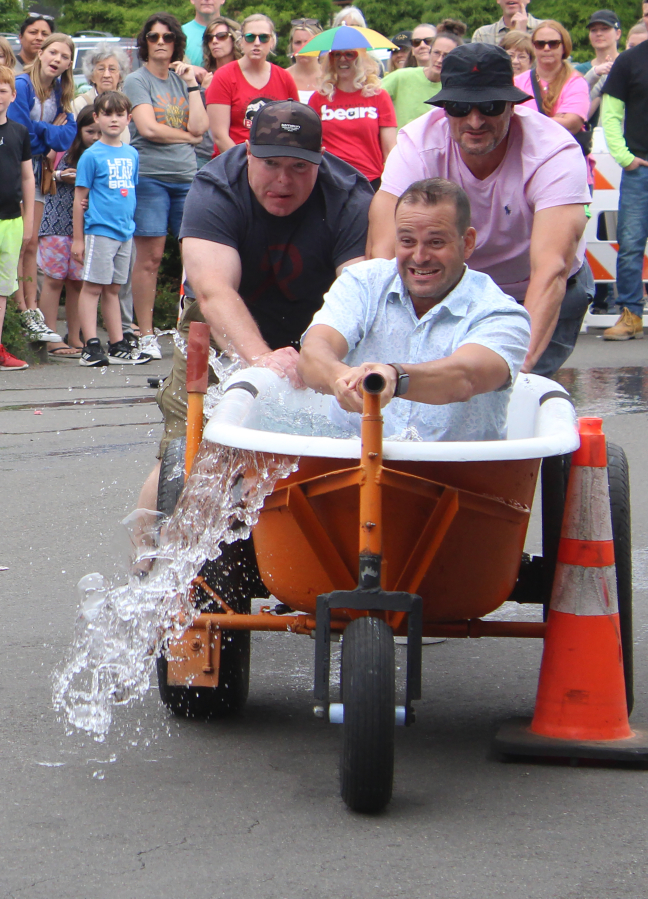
top-left (298, 178), bottom-right (531, 441)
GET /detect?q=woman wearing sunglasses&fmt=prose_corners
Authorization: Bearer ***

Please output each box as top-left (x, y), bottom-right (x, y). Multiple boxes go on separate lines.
top-left (513, 21), bottom-right (589, 139)
top-left (308, 48), bottom-right (396, 190)
top-left (194, 17), bottom-right (242, 168)
top-left (285, 19), bottom-right (323, 103)
top-left (122, 13), bottom-right (208, 359)
top-left (206, 14), bottom-right (298, 155)
top-left (201, 16), bottom-right (242, 88)
top-left (405, 23), bottom-right (437, 67)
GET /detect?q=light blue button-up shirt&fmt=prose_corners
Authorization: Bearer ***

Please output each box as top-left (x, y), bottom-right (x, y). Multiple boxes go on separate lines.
top-left (304, 258), bottom-right (531, 441)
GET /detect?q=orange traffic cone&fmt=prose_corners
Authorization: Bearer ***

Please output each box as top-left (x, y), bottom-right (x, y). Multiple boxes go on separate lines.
top-left (494, 417), bottom-right (648, 762)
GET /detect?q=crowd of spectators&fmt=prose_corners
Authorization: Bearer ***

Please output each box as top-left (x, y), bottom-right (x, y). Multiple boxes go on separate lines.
top-left (0, 1), bottom-right (644, 371)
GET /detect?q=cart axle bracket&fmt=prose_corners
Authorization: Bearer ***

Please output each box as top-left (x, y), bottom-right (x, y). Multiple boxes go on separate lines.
top-left (314, 587), bottom-right (422, 726)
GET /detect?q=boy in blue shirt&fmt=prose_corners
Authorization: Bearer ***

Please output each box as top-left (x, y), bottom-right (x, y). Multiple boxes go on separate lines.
top-left (73, 91), bottom-right (149, 365)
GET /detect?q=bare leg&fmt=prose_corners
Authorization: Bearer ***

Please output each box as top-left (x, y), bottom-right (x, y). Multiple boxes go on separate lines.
top-left (127, 461), bottom-right (163, 574)
top-left (0, 295), bottom-right (6, 337)
top-left (100, 282), bottom-right (124, 345)
top-left (64, 279), bottom-right (82, 347)
top-left (132, 235), bottom-right (166, 337)
top-left (138, 461), bottom-right (161, 511)
top-left (77, 280), bottom-right (103, 342)
top-left (39, 273), bottom-right (64, 329)
top-left (21, 201), bottom-right (44, 310)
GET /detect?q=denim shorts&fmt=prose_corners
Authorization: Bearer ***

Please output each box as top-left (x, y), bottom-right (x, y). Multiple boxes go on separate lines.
top-left (133, 176), bottom-right (192, 239)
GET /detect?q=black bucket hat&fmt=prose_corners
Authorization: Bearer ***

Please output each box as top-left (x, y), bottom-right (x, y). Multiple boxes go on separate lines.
top-left (426, 44), bottom-right (532, 106)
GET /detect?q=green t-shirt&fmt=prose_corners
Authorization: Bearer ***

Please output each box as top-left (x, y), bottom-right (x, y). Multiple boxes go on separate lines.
top-left (182, 19), bottom-right (206, 66)
top-left (381, 67), bottom-right (442, 130)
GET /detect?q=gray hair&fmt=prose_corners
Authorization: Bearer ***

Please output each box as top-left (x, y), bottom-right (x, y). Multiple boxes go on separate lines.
top-left (332, 6), bottom-right (367, 28)
top-left (82, 41), bottom-right (130, 86)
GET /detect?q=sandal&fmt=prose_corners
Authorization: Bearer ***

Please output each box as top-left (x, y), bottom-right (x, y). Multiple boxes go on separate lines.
top-left (48, 344), bottom-right (82, 359)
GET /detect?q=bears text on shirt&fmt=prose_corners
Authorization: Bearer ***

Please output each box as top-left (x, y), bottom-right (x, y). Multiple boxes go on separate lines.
top-left (320, 105), bottom-right (379, 121)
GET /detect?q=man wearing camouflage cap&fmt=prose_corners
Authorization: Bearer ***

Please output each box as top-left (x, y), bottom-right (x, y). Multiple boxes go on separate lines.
top-left (138, 100), bottom-right (372, 508)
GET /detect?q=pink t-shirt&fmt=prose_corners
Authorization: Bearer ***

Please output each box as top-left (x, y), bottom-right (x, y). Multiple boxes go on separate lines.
top-left (381, 106), bottom-right (590, 302)
top-left (308, 88), bottom-right (396, 181)
top-left (514, 70), bottom-right (590, 120)
top-left (515, 70), bottom-right (593, 185)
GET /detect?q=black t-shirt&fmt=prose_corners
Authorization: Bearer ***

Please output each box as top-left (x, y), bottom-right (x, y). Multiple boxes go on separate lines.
top-left (604, 43), bottom-right (648, 158)
top-left (0, 118), bottom-right (32, 219)
top-left (179, 145), bottom-right (373, 350)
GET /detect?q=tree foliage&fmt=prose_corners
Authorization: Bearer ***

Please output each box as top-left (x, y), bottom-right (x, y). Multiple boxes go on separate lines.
top-left (364, 0), bottom-right (644, 60)
top-left (6, 0), bottom-right (643, 61)
top-left (0, 0), bottom-right (24, 33)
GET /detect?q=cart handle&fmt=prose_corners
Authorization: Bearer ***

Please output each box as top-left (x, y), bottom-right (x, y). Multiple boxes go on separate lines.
top-left (359, 372), bottom-right (385, 565)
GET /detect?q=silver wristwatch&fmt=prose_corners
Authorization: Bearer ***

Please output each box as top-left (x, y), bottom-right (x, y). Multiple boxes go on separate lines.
top-left (387, 363), bottom-right (409, 397)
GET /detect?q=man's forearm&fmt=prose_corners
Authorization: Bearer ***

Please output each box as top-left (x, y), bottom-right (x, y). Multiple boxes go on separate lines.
top-left (521, 272), bottom-right (567, 371)
top-left (196, 287), bottom-right (272, 362)
top-left (298, 333), bottom-right (350, 393)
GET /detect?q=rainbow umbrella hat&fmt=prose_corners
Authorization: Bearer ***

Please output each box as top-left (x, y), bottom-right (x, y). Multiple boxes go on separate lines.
top-left (297, 25), bottom-right (398, 56)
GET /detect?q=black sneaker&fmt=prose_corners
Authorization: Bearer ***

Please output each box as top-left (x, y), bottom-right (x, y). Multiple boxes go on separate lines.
top-left (108, 339), bottom-right (151, 365)
top-left (79, 338), bottom-right (108, 367)
top-left (123, 330), bottom-right (138, 349)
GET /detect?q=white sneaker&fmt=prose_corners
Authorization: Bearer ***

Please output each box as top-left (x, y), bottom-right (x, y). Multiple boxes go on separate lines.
top-left (138, 334), bottom-right (162, 360)
top-left (21, 308), bottom-right (62, 343)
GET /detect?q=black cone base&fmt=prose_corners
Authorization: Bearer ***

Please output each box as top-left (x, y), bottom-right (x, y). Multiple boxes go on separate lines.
top-left (493, 717), bottom-right (648, 764)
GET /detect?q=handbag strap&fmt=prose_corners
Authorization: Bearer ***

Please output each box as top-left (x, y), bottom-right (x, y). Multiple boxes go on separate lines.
top-left (529, 68), bottom-right (548, 116)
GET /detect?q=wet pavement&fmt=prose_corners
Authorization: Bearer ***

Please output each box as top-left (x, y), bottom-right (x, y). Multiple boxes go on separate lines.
top-left (1, 329), bottom-right (648, 899)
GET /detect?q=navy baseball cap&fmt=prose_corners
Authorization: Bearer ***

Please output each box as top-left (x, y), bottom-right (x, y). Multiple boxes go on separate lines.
top-left (587, 10), bottom-right (621, 28)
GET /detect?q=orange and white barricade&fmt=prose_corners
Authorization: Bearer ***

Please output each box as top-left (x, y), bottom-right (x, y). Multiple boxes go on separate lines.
top-left (584, 127), bottom-right (648, 328)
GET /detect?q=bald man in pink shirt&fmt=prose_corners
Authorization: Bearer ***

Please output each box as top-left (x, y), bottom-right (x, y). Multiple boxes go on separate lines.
top-left (368, 43), bottom-right (592, 377)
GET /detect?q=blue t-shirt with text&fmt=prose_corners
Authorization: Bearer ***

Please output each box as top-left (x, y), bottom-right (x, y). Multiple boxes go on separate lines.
top-left (76, 140), bottom-right (139, 242)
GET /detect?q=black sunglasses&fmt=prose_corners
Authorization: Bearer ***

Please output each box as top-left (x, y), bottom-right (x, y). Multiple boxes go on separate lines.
top-left (146, 31), bottom-right (175, 44)
top-left (209, 31), bottom-right (232, 41)
top-left (443, 100), bottom-right (508, 117)
top-left (291, 18), bottom-right (319, 26)
top-left (533, 39), bottom-right (562, 50)
top-left (243, 32), bottom-right (272, 43)
top-left (411, 37), bottom-right (434, 47)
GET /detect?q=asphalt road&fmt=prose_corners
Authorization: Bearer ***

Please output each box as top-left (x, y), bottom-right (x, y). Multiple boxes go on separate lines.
top-left (1, 328), bottom-right (648, 899)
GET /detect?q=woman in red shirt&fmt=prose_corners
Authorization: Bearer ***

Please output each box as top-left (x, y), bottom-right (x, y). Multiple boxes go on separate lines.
top-left (206, 13), bottom-right (298, 154)
top-left (308, 49), bottom-right (396, 189)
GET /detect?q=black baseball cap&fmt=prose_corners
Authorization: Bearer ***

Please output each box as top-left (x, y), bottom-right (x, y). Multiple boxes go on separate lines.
top-left (249, 100), bottom-right (323, 165)
top-left (427, 43), bottom-right (532, 106)
top-left (587, 9), bottom-right (621, 28)
top-left (391, 30), bottom-right (412, 49)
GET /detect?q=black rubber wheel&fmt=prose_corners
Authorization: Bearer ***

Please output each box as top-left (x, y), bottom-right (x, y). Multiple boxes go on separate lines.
top-left (607, 441), bottom-right (633, 715)
top-left (340, 616), bottom-right (395, 813)
top-left (155, 437), bottom-right (267, 718)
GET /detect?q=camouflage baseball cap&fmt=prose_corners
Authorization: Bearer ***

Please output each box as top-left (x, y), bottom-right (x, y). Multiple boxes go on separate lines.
top-left (249, 100), bottom-right (323, 165)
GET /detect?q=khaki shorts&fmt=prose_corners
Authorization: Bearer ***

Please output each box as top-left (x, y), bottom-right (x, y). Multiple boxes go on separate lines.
top-left (156, 298), bottom-right (219, 459)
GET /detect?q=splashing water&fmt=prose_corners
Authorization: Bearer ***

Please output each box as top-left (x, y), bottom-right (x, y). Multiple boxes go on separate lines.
top-left (53, 442), bottom-right (298, 737)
